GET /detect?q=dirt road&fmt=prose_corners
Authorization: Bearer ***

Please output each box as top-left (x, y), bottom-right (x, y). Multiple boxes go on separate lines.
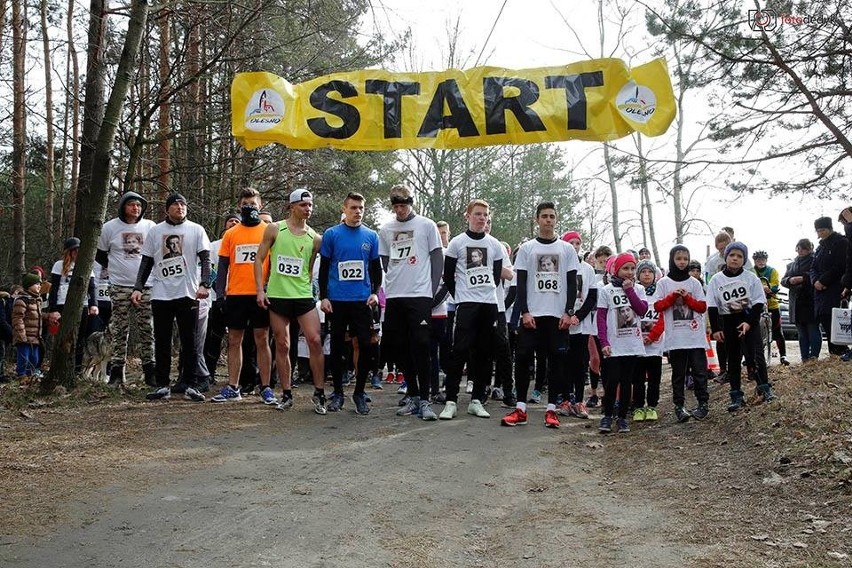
top-left (1, 363), bottom-right (850, 568)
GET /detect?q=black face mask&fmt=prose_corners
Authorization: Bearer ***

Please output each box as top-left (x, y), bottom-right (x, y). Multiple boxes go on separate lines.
top-left (240, 205), bottom-right (260, 226)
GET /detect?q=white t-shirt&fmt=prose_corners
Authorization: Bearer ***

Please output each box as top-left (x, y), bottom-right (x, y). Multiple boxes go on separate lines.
top-left (515, 238), bottom-right (579, 318)
top-left (209, 239), bottom-right (222, 302)
top-left (570, 260), bottom-right (597, 336)
top-left (98, 217), bottom-right (157, 287)
top-left (141, 220), bottom-right (211, 301)
top-left (496, 251), bottom-right (512, 314)
top-left (638, 287), bottom-right (664, 357)
top-left (706, 270), bottom-right (766, 316)
top-left (656, 276), bottom-right (707, 350)
top-left (432, 247), bottom-right (449, 318)
top-left (379, 215), bottom-right (441, 299)
top-left (51, 260), bottom-right (94, 308)
top-left (445, 232), bottom-right (505, 305)
top-left (597, 283), bottom-right (646, 357)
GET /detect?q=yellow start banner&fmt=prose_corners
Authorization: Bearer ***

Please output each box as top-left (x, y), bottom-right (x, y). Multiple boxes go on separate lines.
top-left (231, 58), bottom-right (676, 151)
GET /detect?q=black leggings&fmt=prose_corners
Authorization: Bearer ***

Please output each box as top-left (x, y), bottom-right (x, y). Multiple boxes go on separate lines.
top-left (566, 333), bottom-right (589, 403)
top-left (602, 355), bottom-right (636, 419)
top-left (723, 316), bottom-right (768, 392)
top-left (444, 303), bottom-right (497, 403)
top-left (514, 317), bottom-right (568, 405)
top-left (382, 297), bottom-right (433, 399)
top-left (668, 348), bottom-right (708, 407)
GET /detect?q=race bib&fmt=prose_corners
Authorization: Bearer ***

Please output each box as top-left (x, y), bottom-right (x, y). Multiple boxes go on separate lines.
top-left (534, 271), bottom-right (559, 293)
top-left (276, 255), bottom-right (303, 277)
top-left (235, 244), bottom-right (259, 264)
top-left (466, 265), bottom-right (493, 288)
top-left (97, 283), bottom-right (111, 300)
top-left (611, 291), bottom-right (630, 307)
top-left (159, 256), bottom-right (186, 279)
top-left (718, 281), bottom-right (750, 312)
top-left (338, 260), bottom-right (364, 281)
top-left (391, 237), bottom-right (414, 260)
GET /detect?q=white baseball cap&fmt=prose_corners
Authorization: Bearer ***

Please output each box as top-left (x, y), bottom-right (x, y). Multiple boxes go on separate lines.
top-left (289, 189), bottom-right (312, 204)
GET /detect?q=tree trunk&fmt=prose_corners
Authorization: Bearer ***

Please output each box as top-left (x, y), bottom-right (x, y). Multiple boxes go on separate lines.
top-left (635, 135), bottom-right (661, 266)
top-left (74, 0), bottom-right (107, 236)
top-left (40, 0), bottom-right (55, 238)
top-left (62, 0), bottom-right (81, 234)
top-left (157, 9), bottom-right (171, 198)
top-left (11, 0), bottom-right (26, 279)
top-left (43, 0), bottom-right (151, 392)
top-left (603, 143), bottom-right (622, 253)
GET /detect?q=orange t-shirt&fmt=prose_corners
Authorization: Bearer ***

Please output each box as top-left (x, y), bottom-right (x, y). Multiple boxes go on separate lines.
top-left (219, 222), bottom-right (269, 295)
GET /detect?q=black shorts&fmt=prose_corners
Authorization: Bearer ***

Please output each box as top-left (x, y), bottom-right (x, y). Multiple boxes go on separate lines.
top-left (225, 295), bottom-right (270, 330)
top-left (516, 316), bottom-right (570, 355)
top-left (268, 297), bottom-right (316, 320)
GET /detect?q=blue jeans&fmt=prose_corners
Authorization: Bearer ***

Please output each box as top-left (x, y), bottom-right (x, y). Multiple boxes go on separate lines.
top-left (15, 343), bottom-right (40, 377)
top-left (796, 322), bottom-right (822, 360)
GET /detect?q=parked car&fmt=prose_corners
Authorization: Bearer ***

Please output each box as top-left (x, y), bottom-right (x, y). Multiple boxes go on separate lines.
top-left (777, 290), bottom-right (798, 340)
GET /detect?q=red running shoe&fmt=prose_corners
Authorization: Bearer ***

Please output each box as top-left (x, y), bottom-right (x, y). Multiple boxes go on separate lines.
top-left (544, 409), bottom-right (560, 429)
top-left (396, 372), bottom-right (405, 384)
top-left (501, 408), bottom-right (528, 426)
top-left (385, 372), bottom-right (395, 384)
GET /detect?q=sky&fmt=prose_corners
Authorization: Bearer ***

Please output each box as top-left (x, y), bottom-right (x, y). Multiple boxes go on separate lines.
top-left (365, 0), bottom-right (848, 271)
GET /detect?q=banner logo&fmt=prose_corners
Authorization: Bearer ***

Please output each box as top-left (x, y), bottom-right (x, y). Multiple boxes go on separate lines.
top-left (245, 89), bottom-right (284, 132)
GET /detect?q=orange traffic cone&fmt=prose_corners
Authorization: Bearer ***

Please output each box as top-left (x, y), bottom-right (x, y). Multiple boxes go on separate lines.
top-left (706, 334), bottom-right (720, 373)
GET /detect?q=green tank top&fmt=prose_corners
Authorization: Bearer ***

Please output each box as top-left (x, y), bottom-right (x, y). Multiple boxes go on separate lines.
top-left (266, 224), bottom-right (317, 299)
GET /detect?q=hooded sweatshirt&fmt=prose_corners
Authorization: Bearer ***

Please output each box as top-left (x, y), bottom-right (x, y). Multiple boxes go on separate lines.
top-left (96, 192), bottom-right (157, 287)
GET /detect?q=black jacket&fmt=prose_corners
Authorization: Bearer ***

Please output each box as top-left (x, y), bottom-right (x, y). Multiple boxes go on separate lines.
top-left (781, 254), bottom-right (815, 324)
top-left (810, 230), bottom-right (848, 316)
top-left (843, 223), bottom-right (852, 290)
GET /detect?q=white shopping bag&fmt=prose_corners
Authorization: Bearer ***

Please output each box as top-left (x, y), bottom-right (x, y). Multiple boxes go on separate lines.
top-left (830, 306), bottom-right (852, 345)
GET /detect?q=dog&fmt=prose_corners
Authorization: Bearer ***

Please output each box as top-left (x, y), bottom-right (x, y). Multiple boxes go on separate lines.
top-left (81, 330), bottom-right (113, 383)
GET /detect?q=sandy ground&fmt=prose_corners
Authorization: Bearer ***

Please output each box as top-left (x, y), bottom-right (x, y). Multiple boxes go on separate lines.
top-left (0, 348), bottom-right (850, 568)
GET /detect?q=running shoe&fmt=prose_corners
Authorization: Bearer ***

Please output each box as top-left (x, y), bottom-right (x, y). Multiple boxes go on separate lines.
top-left (184, 387), bottom-right (205, 402)
top-left (544, 409), bottom-right (560, 428)
top-left (573, 402), bottom-right (589, 419)
top-left (633, 407), bottom-right (646, 422)
top-left (398, 395), bottom-right (410, 407)
top-left (276, 393), bottom-right (294, 411)
top-left (501, 408), bottom-right (528, 426)
top-left (585, 394), bottom-right (599, 408)
top-left (780, 356), bottom-right (790, 366)
top-left (385, 372), bottom-right (395, 383)
top-left (327, 393), bottom-right (345, 412)
top-left (598, 416), bottom-right (613, 433)
top-left (467, 399), bottom-right (490, 418)
top-left (617, 417), bottom-right (630, 433)
top-left (528, 390), bottom-right (542, 404)
top-left (145, 386), bottom-right (171, 401)
top-left (644, 407), bottom-right (658, 421)
top-left (397, 381), bottom-right (408, 395)
top-left (491, 387), bottom-right (504, 401)
top-left (691, 403), bottom-right (709, 420)
top-left (419, 400), bottom-right (438, 421)
top-left (352, 393), bottom-right (370, 415)
top-left (397, 397), bottom-right (420, 416)
top-left (433, 392), bottom-right (447, 404)
top-left (439, 401), bottom-right (457, 420)
top-left (371, 373), bottom-right (384, 390)
top-left (260, 387), bottom-right (279, 406)
top-left (312, 393), bottom-right (328, 415)
top-left (396, 372), bottom-right (405, 384)
top-left (674, 406), bottom-right (692, 423)
top-left (556, 401), bottom-right (574, 417)
top-left (211, 385), bottom-right (242, 403)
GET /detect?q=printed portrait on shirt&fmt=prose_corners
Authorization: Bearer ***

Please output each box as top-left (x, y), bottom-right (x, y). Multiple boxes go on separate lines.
top-left (536, 254), bottom-right (559, 272)
top-left (467, 247), bottom-right (487, 268)
top-left (672, 296), bottom-right (693, 321)
top-left (616, 305), bottom-right (636, 329)
top-left (122, 232), bottom-right (144, 256)
top-left (390, 230), bottom-right (415, 263)
top-left (163, 234), bottom-right (183, 259)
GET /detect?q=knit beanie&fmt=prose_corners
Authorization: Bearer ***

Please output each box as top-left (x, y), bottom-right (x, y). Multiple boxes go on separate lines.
top-left (165, 193), bottom-right (188, 209)
top-left (63, 237), bottom-right (81, 251)
top-left (609, 252), bottom-right (636, 276)
top-left (22, 272), bottom-right (40, 289)
top-left (561, 231), bottom-right (581, 243)
top-left (724, 241), bottom-right (748, 260)
top-left (814, 216), bottom-right (833, 230)
top-left (636, 259), bottom-right (657, 278)
top-left (687, 260), bottom-right (701, 272)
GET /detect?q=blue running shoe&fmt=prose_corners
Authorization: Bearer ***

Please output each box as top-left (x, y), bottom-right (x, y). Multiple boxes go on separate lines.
top-left (397, 381), bottom-right (408, 395)
top-left (211, 385), bottom-right (242, 403)
top-left (260, 387), bottom-right (278, 406)
top-left (371, 373), bottom-right (384, 390)
top-left (327, 393), bottom-right (345, 412)
top-left (353, 393), bottom-right (370, 415)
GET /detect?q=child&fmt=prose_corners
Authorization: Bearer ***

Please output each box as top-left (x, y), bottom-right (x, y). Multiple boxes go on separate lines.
top-left (596, 253), bottom-right (647, 433)
top-left (12, 273), bottom-right (43, 379)
top-left (707, 242), bottom-right (776, 411)
top-left (633, 260), bottom-right (664, 422)
top-left (655, 246), bottom-right (710, 422)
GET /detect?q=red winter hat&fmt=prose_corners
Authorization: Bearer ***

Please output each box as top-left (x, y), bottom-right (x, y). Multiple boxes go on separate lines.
top-left (561, 230), bottom-right (581, 243)
top-left (609, 252), bottom-right (636, 276)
